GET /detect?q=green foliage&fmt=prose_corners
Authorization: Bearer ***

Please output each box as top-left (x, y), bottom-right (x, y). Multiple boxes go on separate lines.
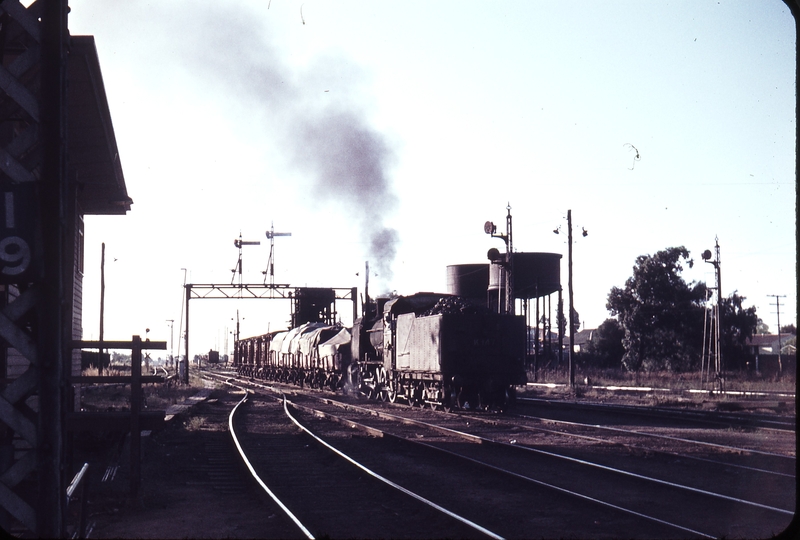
top-left (586, 318), bottom-right (625, 367)
top-left (720, 291), bottom-right (759, 370)
top-left (111, 351), bottom-right (131, 364)
top-left (607, 247), bottom-right (707, 372)
top-left (556, 304), bottom-right (580, 334)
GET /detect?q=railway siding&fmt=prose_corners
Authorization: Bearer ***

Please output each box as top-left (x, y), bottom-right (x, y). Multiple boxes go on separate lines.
top-left (278, 392), bottom-right (794, 536)
top-left (233, 396), bottom-right (496, 539)
top-left (251, 376), bottom-right (795, 538)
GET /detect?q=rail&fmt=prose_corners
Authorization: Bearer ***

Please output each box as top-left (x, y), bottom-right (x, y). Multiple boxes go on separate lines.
top-left (281, 396), bottom-right (505, 539)
top-left (227, 388), bottom-right (315, 539)
top-left (65, 463), bottom-right (89, 539)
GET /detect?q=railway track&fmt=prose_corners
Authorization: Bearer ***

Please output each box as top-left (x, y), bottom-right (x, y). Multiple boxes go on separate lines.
top-left (207, 370), bottom-right (796, 538)
top-left (517, 395), bottom-right (796, 431)
top-left (226, 384), bottom-right (504, 538)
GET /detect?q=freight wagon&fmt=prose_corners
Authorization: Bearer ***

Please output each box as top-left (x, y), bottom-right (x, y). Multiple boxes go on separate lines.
top-left (237, 292), bottom-right (526, 410)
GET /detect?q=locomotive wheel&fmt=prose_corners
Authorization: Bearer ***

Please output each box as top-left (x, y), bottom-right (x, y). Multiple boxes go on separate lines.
top-left (374, 366), bottom-right (388, 401)
top-left (386, 381), bottom-right (397, 403)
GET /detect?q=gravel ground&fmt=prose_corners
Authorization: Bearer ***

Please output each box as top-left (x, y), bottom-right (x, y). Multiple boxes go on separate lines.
top-left (78, 378), bottom-right (796, 539)
top-left (82, 385), bottom-right (299, 539)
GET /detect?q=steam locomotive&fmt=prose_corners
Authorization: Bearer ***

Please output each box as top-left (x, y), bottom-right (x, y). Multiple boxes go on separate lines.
top-left (235, 292), bottom-right (527, 410)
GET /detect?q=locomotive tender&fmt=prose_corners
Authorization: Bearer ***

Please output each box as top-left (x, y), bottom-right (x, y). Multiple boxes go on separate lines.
top-left (236, 292), bottom-right (527, 410)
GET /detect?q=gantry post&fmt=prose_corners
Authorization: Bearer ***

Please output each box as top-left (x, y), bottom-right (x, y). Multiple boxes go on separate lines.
top-left (184, 284), bottom-right (191, 384)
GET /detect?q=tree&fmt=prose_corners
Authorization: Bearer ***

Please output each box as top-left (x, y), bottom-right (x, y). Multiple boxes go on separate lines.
top-left (607, 247), bottom-right (707, 372)
top-left (719, 292), bottom-right (759, 371)
top-left (587, 318), bottom-right (626, 368)
top-left (780, 324), bottom-right (796, 335)
top-left (556, 306), bottom-right (581, 334)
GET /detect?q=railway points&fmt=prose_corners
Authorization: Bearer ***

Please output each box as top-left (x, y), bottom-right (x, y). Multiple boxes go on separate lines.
top-left (195, 369), bottom-right (795, 538)
top-left (70, 366), bottom-right (796, 539)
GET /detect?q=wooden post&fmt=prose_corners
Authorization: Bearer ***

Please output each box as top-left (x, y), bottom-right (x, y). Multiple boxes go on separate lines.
top-left (535, 290), bottom-right (540, 369)
top-left (130, 336), bottom-right (142, 497)
top-left (558, 291), bottom-right (564, 369)
top-left (351, 287), bottom-right (357, 327)
top-left (39, 1), bottom-right (69, 535)
top-left (100, 243), bottom-right (105, 375)
top-left (567, 210), bottom-right (575, 388)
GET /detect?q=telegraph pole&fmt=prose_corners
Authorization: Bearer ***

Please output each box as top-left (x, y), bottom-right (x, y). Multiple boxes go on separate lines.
top-left (567, 210), bottom-right (575, 388)
top-left (768, 294), bottom-right (787, 379)
top-left (166, 319), bottom-right (174, 370)
top-left (100, 243), bottom-right (106, 375)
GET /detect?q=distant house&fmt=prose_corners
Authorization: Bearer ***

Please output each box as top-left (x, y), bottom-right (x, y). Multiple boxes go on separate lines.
top-left (526, 329), bottom-right (562, 355)
top-left (572, 328), bottom-right (596, 353)
top-left (746, 334), bottom-right (796, 356)
top-left (527, 327), bottom-right (596, 354)
top-left (745, 333), bottom-right (796, 376)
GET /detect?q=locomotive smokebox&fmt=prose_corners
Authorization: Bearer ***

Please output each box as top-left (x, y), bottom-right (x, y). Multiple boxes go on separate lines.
top-left (446, 264), bottom-right (489, 306)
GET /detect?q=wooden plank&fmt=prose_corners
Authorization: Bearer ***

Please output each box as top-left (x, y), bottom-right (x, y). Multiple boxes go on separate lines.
top-left (0, 394), bottom-right (36, 445)
top-left (69, 376), bottom-right (163, 384)
top-left (66, 411), bottom-right (164, 432)
top-left (71, 340), bottom-right (166, 350)
top-left (0, 450), bottom-right (34, 488)
top-left (3, 366), bottom-right (37, 405)
top-left (0, 479), bottom-right (35, 533)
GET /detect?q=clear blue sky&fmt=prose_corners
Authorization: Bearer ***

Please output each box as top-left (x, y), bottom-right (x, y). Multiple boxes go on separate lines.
top-left (69, 0), bottom-right (796, 359)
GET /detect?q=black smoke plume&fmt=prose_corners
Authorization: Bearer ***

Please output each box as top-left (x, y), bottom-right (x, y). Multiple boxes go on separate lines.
top-left (165, 3), bottom-right (400, 283)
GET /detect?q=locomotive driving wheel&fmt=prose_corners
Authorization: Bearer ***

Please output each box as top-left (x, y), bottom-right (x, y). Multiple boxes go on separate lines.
top-left (376, 366), bottom-right (389, 401)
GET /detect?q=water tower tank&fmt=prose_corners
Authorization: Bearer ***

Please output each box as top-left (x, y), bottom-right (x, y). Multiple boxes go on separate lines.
top-left (511, 252), bottom-right (562, 298)
top-left (446, 264), bottom-right (489, 303)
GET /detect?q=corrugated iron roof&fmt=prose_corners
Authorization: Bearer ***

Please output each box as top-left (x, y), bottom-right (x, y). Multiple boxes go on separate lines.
top-left (68, 35), bottom-right (131, 215)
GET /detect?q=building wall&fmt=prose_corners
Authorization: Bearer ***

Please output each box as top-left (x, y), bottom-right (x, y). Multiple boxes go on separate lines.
top-left (72, 213), bottom-right (84, 411)
top-left (1, 206), bottom-right (85, 413)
